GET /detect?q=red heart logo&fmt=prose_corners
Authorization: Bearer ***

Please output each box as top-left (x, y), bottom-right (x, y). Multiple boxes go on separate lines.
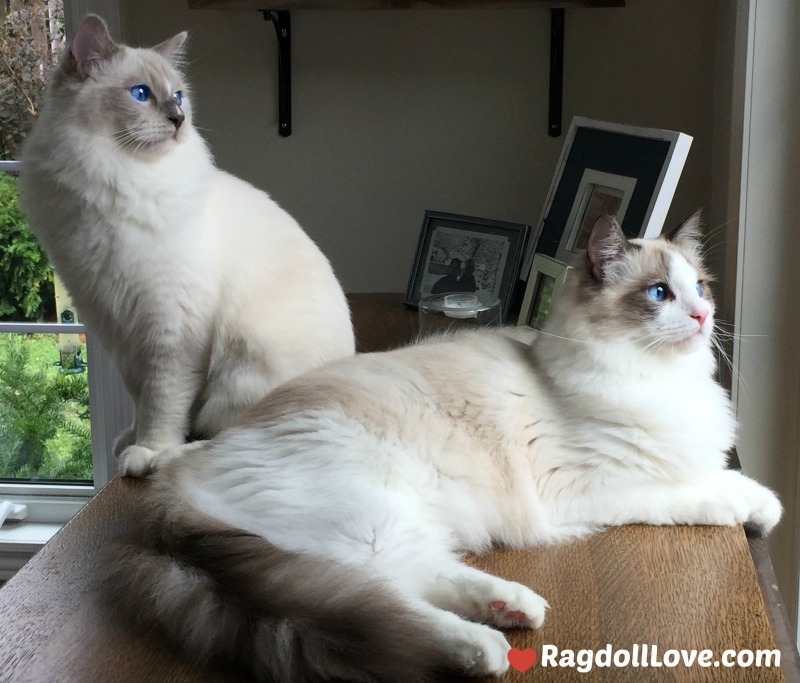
top-left (507, 647), bottom-right (537, 672)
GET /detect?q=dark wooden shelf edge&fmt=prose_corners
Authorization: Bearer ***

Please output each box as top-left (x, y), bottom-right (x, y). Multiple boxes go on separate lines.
top-left (747, 530), bottom-right (800, 681)
top-left (189, 0), bottom-right (624, 10)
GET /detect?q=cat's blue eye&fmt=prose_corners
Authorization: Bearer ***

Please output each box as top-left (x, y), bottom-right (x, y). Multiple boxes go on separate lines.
top-left (695, 282), bottom-right (704, 297)
top-left (172, 90), bottom-right (183, 105)
top-left (647, 284), bottom-right (669, 302)
top-left (129, 84), bottom-right (151, 103)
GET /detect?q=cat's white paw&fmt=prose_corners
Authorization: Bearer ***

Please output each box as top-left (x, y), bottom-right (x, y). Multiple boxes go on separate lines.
top-left (445, 620), bottom-right (511, 677)
top-left (739, 480), bottom-right (782, 535)
top-left (485, 583), bottom-right (548, 629)
top-left (693, 472), bottom-right (782, 534)
top-left (442, 572), bottom-right (548, 630)
top-left (118, 445), bottom-right (156, 478)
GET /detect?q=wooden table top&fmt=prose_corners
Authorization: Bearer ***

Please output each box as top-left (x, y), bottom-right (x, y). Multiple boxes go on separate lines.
top-left (0, 293), bottom-right (797, 682)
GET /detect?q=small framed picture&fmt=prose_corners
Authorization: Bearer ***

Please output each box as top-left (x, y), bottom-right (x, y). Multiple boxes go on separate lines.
top-left (405, 211), bottom-right (530, 321)
top-left (518, 254), bottom-right (569, 330)
top-left (522, 117), bottom-right (692, 274)
top-left (555, 169), bottom-right (636, 263)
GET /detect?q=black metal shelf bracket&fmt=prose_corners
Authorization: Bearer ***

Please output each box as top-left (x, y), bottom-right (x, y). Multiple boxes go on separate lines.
top-left (260, 8), bottom-right (560, 138)
top-left (263, 10), bottom-right (291, 137)
top-left (549, 8), bottom-right (565, 137)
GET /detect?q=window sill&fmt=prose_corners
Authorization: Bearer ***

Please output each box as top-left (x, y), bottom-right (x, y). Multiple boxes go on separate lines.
top-left (0, 522), bottom-right (62, 580)
top-left (0, 493), bottom-right (89, 580)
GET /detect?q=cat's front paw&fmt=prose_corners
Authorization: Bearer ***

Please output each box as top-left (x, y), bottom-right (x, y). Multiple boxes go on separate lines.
top-left (740, 481), bottom-right (782, 535)
top-left (118, 445), bottom-right (156, 478)
top-left (700, 472), bottom-right (782, 534)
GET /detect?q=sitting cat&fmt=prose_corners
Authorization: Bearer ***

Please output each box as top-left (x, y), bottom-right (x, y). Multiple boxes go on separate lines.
top-left (103, 215), bottom-right (781, 681)
top-left (19, 16), bottom-right (355, 475)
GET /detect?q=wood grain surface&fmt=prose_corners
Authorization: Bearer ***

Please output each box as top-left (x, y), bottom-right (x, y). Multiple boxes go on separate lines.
top-left (0, 478), bottom-right (790, 682)
top-left (0, 293), bottom-right (795, 682)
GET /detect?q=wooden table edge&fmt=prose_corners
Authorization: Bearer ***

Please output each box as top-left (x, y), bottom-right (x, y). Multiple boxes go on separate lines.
top-left (748, 531), bottom-right (800, 680)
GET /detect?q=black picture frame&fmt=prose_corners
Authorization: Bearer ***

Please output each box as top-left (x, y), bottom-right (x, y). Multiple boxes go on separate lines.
top-left (405, 211), bottom-right (530, 322)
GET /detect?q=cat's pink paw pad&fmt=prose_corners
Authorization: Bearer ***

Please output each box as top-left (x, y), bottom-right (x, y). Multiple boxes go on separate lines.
top-left (484, 587), bottom-right (548, 630)
top-left (490, 604), bottom-right (530, 625)
top-left (488, 600), bottom-right (526, 622)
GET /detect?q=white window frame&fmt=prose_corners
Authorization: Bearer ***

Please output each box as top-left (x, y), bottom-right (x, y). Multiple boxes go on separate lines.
top-left (0, 156), bottom-right (131, 576)
top-left (0, 321), bottom-right (132, 497)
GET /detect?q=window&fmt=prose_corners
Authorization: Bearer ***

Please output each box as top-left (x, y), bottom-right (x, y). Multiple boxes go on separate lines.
top-left (0, 163), bottom-right (131, 544)
top-left (0, 1), bottom-right (130, 577)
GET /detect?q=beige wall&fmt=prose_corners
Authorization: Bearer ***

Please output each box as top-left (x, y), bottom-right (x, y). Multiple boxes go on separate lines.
top-left (119, 0), bottom-right (718, 295)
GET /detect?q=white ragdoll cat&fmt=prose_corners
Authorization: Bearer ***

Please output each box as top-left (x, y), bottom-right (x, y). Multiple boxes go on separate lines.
top-left (104, 216), bottom-right (781, 681)
top-left (19, 16), bottom-right (354, 476)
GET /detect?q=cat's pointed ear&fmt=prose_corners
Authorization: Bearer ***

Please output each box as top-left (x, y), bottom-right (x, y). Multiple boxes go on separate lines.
top-left (154, 32), bottom-right (188, 67)
top-left (68, 15), bottom-right (118, 76)
top-left (668, 210), bottom-right (704, 259)
top-left (586, 216), bottom-right (627, 282)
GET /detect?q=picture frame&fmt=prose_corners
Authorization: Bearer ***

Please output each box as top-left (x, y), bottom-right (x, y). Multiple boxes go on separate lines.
top-left (405, 211), bottom-right (530, 322)
top-left (518, 254), bottom-right (569, 330)
top-left (521, 117), bottom-right (692, 275)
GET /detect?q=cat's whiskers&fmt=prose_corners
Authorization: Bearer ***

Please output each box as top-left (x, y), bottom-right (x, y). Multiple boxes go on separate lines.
top-left (634, 334), bottom-right (670, 358)
top-left (713, 320), bottom-right (767, 340)
top-left (713, 331), bottom-right (765, 343)
top-left (113, 124), bottom-right (170, 154)
top-left (111, 130), bottom-right (141, 154)
top-left (531, 329), bottom-right (599, 346)
top-left (699, 220), bottom-right (733, 250)
top-left (111, 127), bottom-right (145, 150)
top-left (702, 241), bottom-right (735, 262)
top-left (709, 332), bottom-right (749, 396)
top-left (711, 320), bottom-right (761, 396)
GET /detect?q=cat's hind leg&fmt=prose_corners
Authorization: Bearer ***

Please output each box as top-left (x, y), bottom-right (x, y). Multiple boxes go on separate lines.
top-left (417, 559), bottom-right (548, 630)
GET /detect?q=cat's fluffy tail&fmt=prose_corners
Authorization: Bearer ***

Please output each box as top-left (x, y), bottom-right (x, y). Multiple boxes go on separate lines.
top-left (101, 503), bottom-right (446, 683)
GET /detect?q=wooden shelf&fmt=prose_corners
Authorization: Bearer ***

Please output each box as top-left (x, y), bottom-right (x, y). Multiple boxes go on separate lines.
top-left (189, 0), bottom-right (623, 10)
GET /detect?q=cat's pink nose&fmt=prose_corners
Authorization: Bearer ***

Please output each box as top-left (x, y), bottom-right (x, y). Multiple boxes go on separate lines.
top-left (692, 309), bottom-right (709, 327)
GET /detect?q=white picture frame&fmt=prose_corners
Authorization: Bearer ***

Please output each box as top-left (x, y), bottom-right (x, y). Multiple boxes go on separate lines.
top-left (518, 254), bottom-right (569, 330)
top-left (555, 169), bottom-right (637, 264)
top-left (522, 117), bottom-right (692, 275)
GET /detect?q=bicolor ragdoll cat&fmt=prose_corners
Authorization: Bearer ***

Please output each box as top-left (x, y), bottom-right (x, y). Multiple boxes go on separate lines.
top-left (19, 16), bottom-right (354, 475)
top-left (104, 216), bottom-right (781, 681)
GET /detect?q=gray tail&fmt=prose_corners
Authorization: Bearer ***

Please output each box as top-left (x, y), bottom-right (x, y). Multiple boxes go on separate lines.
top-left (101, 506), bottom-right (447, 682)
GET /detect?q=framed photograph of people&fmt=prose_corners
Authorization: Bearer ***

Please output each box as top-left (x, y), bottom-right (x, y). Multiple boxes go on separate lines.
top-left (518, 254), bottom-right (569, 330)
top-left (405, 211), bottom-right (530, 322)
top-left (521, 117), bottom-right (692, 274)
